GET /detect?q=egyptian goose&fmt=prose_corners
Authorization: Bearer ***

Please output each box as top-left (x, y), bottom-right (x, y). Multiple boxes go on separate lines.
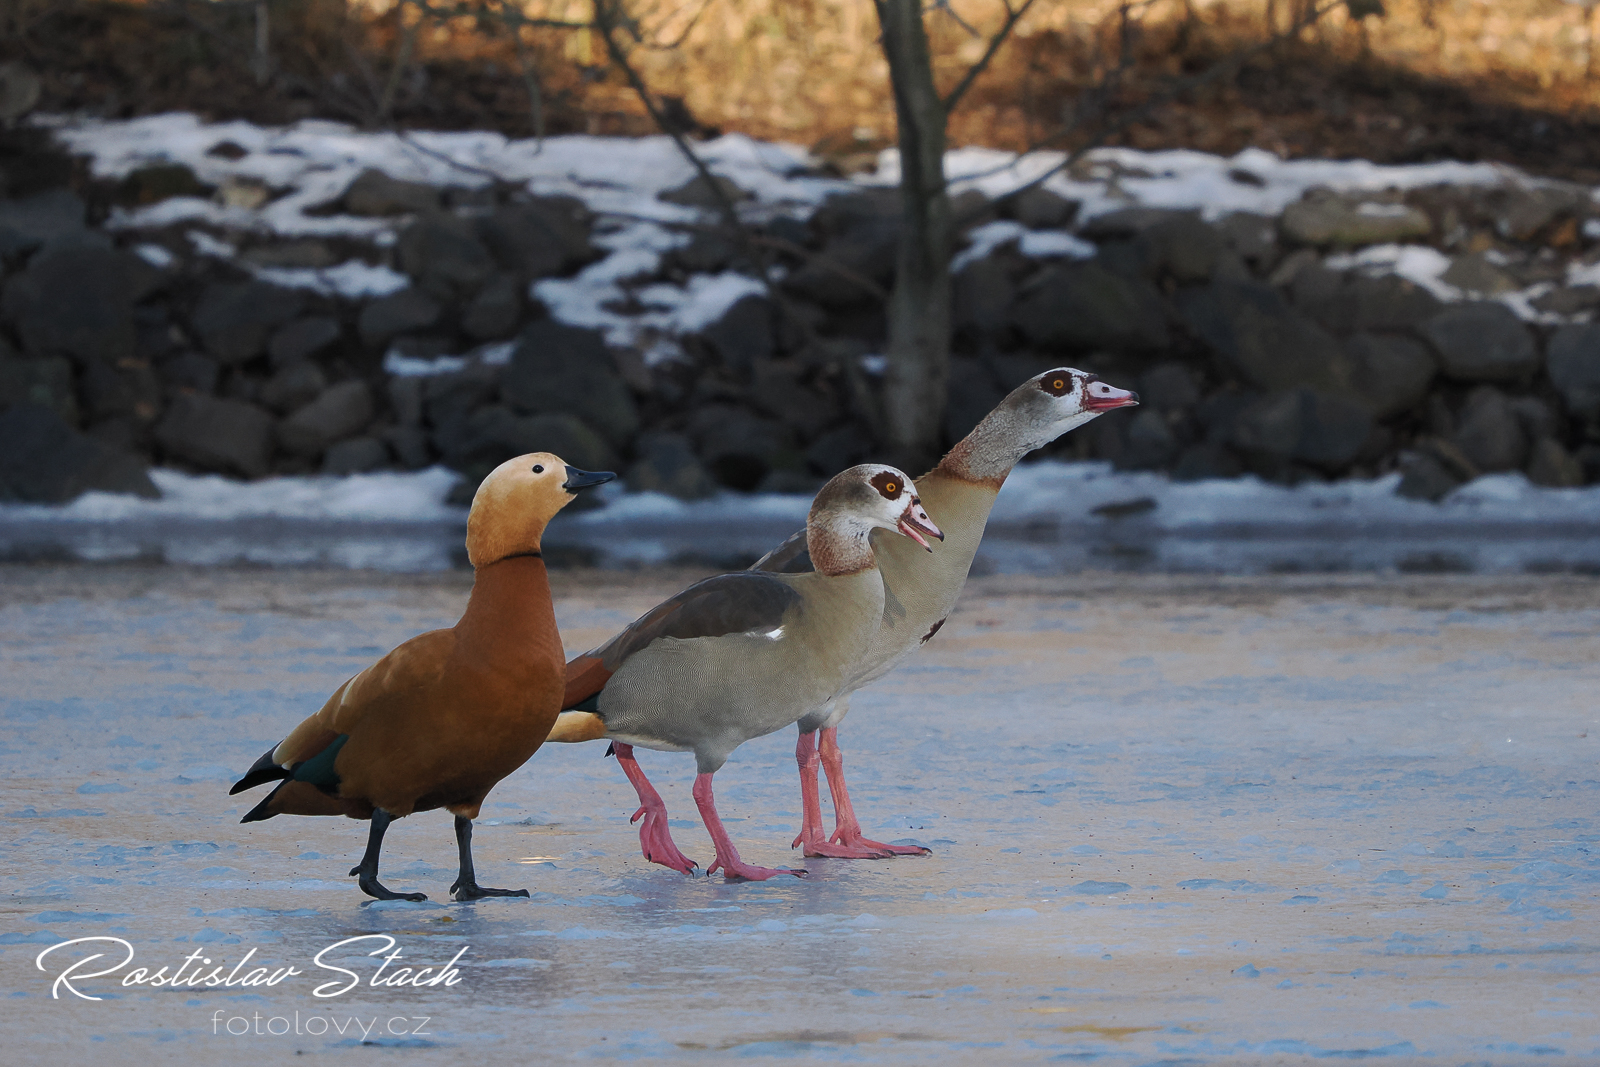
top-left (753, 369), bottom-right (1138, 858)
top-left (228, 453), bottom-right (615, 901)
top-left (552, 464), bottom-right (943, 881)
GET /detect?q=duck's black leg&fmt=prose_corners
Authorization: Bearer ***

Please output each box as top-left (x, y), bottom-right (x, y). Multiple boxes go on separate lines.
top-left (450, 815), bottom-right (529, 901)
top-left (349, 808), bottom-right (427, 902)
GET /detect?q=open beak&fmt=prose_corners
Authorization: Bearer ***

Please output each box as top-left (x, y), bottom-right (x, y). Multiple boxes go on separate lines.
top-left (562, 466), bottom-right (616, 492)
top-left (1083, 380), bottom-right (1140, 412)
top-left (897, 497), bottom-right (944, 552)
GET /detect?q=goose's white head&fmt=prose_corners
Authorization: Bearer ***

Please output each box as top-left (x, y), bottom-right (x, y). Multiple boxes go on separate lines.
top-left (941, 367), bottom-right (1139, 484)
top-left (807, 463), bottom-right (944, 576)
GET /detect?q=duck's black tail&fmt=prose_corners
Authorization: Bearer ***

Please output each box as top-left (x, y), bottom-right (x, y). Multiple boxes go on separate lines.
top-left (229, 745), bottom-right (289, 795)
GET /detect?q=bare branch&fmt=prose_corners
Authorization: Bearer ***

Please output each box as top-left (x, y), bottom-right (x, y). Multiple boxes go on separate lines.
top-left (941, 0), bottom-right (1038, 112)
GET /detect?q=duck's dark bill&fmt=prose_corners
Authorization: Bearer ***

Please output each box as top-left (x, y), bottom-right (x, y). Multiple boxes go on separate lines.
top-left (563, 467), bottom-right (618, 491)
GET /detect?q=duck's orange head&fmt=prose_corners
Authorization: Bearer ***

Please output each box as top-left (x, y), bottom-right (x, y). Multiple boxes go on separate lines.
top-left (465, 453), bottom-right (615, 568)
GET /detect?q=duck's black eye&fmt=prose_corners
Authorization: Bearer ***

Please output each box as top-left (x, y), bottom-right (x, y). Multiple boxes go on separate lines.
top-left (532, 464), bottom-right (544, 474)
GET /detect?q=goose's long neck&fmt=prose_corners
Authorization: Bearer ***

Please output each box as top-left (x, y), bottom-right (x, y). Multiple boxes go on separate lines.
top-left (807, 520), bottom-right (878, 578)
top-left (934, 406), bottom-right (1037, 487)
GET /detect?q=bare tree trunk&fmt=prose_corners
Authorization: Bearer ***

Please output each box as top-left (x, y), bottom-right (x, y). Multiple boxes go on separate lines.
top-left (874, 0), bottom-right (952, 464)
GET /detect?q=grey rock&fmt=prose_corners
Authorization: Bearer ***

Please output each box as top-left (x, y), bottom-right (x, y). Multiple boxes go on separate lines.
top-left (388, 376), bottom-right (424, 427)
top-left (158, 352), bottom-right (219, 398)
top-left (1281, 193), bottom-right (1431, 246)
top-left (2, 240), bottom-right (160, 364)
top-left (687, 404), bottom-right (796, 491)
top-left (0, 188), bottom-right (85, 257)
top-left (477, 197), bottom-right (597, 280)
top-left (1492, 183), bottom-right (1587, 241)
top-left (1141, 214), bottom-right (1225, 285)
top-left (0, 402), bottom-right (158, 502)
top-left (500, 320), bottom-right (639, 446)
top-left (260, 361), bottom-right (328, 414)
top-left (398, 213), bottom-right (495, 299)
top-left (342, 168), bottom-right (440, 216)
top-left (1140, 362), bottom-right (1201, 414)
top-left (423, 365), bottom-right (501, 458)
top-left (0, 60), bottom-right (42, 127)
top-left (277, 381), bottom-right (375, 458)
top-left (358, 288), bottom-right (442, 347)
top-left (1117, 408), bottom-right (1179, 470)
top-left (1508, 395), bottom-right (1560, 444)
top-left (674, 228), bottom-right (740, 273)
top-left (1344, 333), bottom-right (1436, 418)
top-left (1007, 187), bottom-right (1078, 229)
top-left (79, 358), bottom-right (161, 424)
top-left (1078, 207), bottom-right (1195, 240)
top-left (1171, 441), bottom-right (1244, 482)
top-left (1232, 388), bottom-right (1374, 471)
top-left (943, 358), bottom-right (1006, 444)
top-left (658, 173), bottom-right (749, 209)
top-left (1291, 269), bottom-right (1443, 334)
top-left (1531, 286), bottom-right (1600, 317)
top-left (1546, 323), bottom-right (1600, 420)
top-left (1527, 437), bottom-right (1585, 488)
top-left (1452, 387), bottom-right (1527, 473)
top-left (701, 295), bottom-right (775, 374)
top-left (748, 360), bottom-right (839, 439)
top-left (382, 424), bottom-right (432, 470)
top-left (784, 224), bottom-right (899, 307)
top-left (321, 436), bottom-right (390, 475)
top-left (268, 316), bottom-right (342, 368)
top-left (1215, 212), bottom-right (1278, 266)
top-left (476, 412), bottom-right (616, 474)
top-left (1420, 303), bottom-right (1540, 382)
top-left (0, 350), bottom-right (78, 425)
top-left (626, 432), bottom-right (718, 500)
top-left (1012, 262), bottom-right (1169, 352)
top-left (190, 281), bottom-right (307, 365)
top-left (154, 393), bottom-right (275, 477)
top-left (953, 256), bottom-right (1015, 337)
top-left (241, 240), bottom-right (338, 270)
top-left (1396, 449), bottom-right (1467, 501)
top-left (118, 163), bottom-right (209, 206)
top-left (1179, 279), bottom-right (1352, 394)
top-left (804, 422), bottom-right (874, 477)
top-left (462, 275), bottom-right (523, 341)
top-left (1440, 252), bottom-right (1518, 296)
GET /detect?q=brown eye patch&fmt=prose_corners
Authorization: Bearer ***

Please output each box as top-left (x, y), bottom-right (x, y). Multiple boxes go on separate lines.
top-left (870, 471), bottom-right (904, 499)
top-left (1040, 372), bottom-right (1075, 397)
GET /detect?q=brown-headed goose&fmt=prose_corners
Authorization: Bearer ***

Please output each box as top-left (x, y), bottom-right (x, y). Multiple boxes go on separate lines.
top-left (552, 464), bottom-right (943, 881)
top-left (229, 453), bottom-right (615, 901)
top-left (751, 369), bottom-right (1138, 858)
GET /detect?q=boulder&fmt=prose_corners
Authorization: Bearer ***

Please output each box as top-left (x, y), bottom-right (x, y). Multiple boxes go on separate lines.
top-left (157, 352), bottom-right (220, 398)
top-left (701, 295), bottom-right (775, 374)
top-left (658, 173), bottom-right (749, 209)
top-left (268, 316), bottom-right (342, 367)
top-left (748, 359), bottom-right (839, 439)
top-left (500, 320), bottom-right (639, 446)
top-left (0, 188), bottom-right (86, 257)
top-left (1077, 206), bottom-right (1195, 240)
top-left (943, 358), bottom-right (1005, 444)
top-left (118, 163), bottom-right (209, 206)
top-left (477, 412), bottom-right (616, 474)
top-left (1215, 212), bottom-right (1278, 268)
top-left (1546, 323), bottom-right (1600, 420)
top-left (1526, 437), bottom-right (1585, 488)
top-left (1140, 214), bottom-right (1226, 285)
top-left (1117, 408), bottom-right (1179, 470)
top-left (804, 422), bottom-right (875, 477)
top-left (1231, 388), bottom-right (1374, 472)
top-left (277, 381), bottom-right (375, 458)
top-left (382, 424), bottom-right (432, 470)
top-left (1171, 441), bottom-right (1244, 482)
top-left (1440, 252), bottom-right (1518, 297)
top-left (1532, 286), bottom-right (1600, 316)
top-left (1139, 362), bottom-right (1201, 414)
top-left (260, 361), bottom-right (329, 414)
top-left (1011, 261), bottom-right (1169, 352)
top-left (0, 402), bottom-right (159, 502)
top-left (1419, 303), bottom-right (1540, 382)
top-left (1491, 183), bottom-right (1587, 241)
top-left (1291, 270), bottom-right (1443, 334)
top-left (1395, 448), bottom-right (1467, 502)
top-left (1344, 333), bottom-right (1436, 418)
top-left (687, 404), bottom-right (795, 491)
top-left (462, 274), bottom-right (523, 341)
top-left (358, 288), bottom-right (442, 347)
top-left (1006, 187), bottom-right (1078, 230)
top-left (322, 436), bottom-right (390, 475)
top-left (952, 256), bottom-right (1015, 337)
top-left (626, 432), bottom-right (718, 500)
top-left (341, 168), bottom-right (440, 216)
top-left (784, 189), bottom-right (900, 307)
top-left (0, 349), bottom-right (78, 424)
top-left (673, 228), bottom-right (740, 273)
top-left (154, 393), bottom-right (275, 477)
top-left (190, 281), bottom-right (307, 365)
top-left (2, 238), bottom-right (160, 364)
top-left (1280, 193), bottom-right (1431, 246)
top-left (423, 366), bottom-right (501, 458)
top-left (79, 358), bottom-right (161, 425)
top-left (477, 197), bottom-right (597, 280)
top-left (397, 213), bottom-right (495, 299)
top-left (1452, 387), bottom-right (1527, 473)
top-left (1179, 279), bottom-right (1352, 395)
top-left (241, 240), bottom-right (338, 270)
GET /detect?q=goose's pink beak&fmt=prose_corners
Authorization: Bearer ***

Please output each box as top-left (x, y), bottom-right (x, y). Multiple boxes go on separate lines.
top-left (1084, 379), bottom-right (1139, 412)
top-left (897, 497), bottom-right (944, 551)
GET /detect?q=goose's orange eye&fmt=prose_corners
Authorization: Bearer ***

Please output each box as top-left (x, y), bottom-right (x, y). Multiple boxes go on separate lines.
top-left (1053, 379), bottom-right (1065, 390)
top-left (885, 481), bottom-right (897, 494)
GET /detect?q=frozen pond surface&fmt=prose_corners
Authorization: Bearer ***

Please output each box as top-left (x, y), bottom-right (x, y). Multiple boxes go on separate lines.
top-left (1, 566), bottom-right (1598, 1064)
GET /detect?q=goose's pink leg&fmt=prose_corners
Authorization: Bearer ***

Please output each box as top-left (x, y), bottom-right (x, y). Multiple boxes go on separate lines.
top-left (612, 743), bottom-right (697, 874)
top-left (792, 730), bottom-right (892, 859)
top-left (820, 727), bottom-right (931, 856)
top-left (693, 772), bottom-right (805, 882)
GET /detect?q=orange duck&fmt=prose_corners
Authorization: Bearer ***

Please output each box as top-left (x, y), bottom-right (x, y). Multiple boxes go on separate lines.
top-left (228, 453), bottom-right (614, 901)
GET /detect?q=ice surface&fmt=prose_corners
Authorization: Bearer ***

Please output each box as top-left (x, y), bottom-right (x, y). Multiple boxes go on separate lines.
top-left (1, 568), bottom-right (1596, 1063)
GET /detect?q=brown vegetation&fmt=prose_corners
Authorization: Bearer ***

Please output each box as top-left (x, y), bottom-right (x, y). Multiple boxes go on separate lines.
top-left (5, 1), bottom-right (1600, 179)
